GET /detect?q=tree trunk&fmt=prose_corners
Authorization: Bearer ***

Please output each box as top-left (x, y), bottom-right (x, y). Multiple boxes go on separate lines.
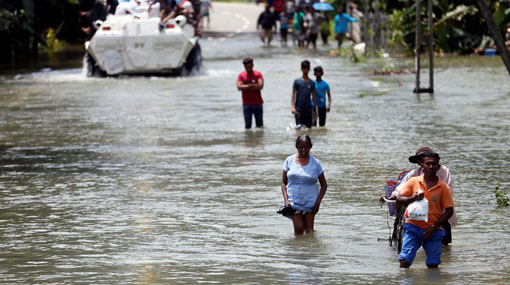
top-left (32, 35), bottom-right (39, 57)
top-left (474, 0), bottom-right (510, 75)
top-left (374, 0), bottom-right (380, 50)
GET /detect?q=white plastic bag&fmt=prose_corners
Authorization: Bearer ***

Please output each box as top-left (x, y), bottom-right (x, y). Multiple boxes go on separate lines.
top-left (405, 196), bottom-right (429, 222)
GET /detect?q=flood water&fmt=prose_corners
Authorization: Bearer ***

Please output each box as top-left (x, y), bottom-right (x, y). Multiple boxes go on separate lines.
top-left (1, 33), bottom-right (510, 283)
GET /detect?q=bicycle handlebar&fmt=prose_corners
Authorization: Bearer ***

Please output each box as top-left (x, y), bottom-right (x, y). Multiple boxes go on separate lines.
top-left (383, 197), bottom-right (397, 203)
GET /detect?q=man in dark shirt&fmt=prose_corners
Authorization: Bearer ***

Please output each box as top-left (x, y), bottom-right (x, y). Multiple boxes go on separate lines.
top-left (80, 0), bottom-right (108, 39)
top-left (257, 4), bottom-right (277, 46)
top-left (291, 60), bottom-right (317, 128)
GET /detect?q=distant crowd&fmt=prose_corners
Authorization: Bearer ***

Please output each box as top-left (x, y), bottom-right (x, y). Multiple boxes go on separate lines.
top-left (256, 0), bottom-right (363, 48)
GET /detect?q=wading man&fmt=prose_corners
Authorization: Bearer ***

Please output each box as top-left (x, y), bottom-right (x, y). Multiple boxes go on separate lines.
top-left (396, 152), bottom-right (454, 268)
top-left (291, 60), bottom-right (317, 129)
top-left (236, 57), bottom-right (264, 129)
top-left (381, 146), bottom-right (457, 247)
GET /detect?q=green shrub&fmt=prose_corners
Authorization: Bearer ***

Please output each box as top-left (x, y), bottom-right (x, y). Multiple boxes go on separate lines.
top-left (494, 185), bottom-right (509, 208)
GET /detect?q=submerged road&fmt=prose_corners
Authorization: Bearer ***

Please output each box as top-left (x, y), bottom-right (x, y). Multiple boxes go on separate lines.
top-left (1, 6), bottom-right (510, 283)
top-left (203, 2), bottom-right (264, 35)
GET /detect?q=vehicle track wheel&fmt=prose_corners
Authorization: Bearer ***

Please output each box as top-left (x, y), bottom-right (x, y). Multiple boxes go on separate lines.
top-left (184, 43), bottom-right (202, 74)
top-left (84, 52), bottom-right (106, 78)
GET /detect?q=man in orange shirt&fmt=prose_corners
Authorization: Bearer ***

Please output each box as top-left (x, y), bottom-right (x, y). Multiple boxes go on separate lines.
top-left (396, 152), bottom-right (454, 268)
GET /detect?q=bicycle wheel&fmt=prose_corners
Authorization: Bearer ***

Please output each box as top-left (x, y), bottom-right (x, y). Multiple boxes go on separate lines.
top-left (396, 214), bottom-right (405, 253)
top-left (390, 206), bottom-right (406, 253)
top-left (390, 213), bottom-right (400, 248)
top-left (395, 208), bottom-right (405, 253)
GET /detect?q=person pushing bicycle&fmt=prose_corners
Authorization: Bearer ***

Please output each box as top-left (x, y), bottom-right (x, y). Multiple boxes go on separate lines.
top-left (396, 152), bottom-right (454, 268)
top-left (380, 146), bottom-right (457, 247)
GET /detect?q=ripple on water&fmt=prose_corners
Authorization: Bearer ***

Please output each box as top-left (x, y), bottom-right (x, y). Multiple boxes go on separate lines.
top-left (1, 35), bottom-right (510, 283)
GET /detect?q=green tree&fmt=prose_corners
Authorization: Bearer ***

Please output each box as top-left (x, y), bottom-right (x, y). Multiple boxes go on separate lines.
top-left (0, 0), bottom-right (94, 63)
top-left (385, 0), bottom-right (510, 54)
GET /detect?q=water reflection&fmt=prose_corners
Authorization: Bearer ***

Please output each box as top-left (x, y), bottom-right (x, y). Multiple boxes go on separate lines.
top-left (139, 263), bottom-right (156, 284)
top-left (400, 267), bottom-right (449, 284)
top-left (284, 234), bottom-right (326, 284)
top-left (286, 267), bottom-right (323, 284)
top-left (414, 91), bottom-right (435, 103)
top-left (242, 129), bottom-right (265, 148)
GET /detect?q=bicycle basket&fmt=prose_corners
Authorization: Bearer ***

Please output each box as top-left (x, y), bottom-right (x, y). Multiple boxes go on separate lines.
top-left (384, 171), bottom-right (410, 216)
top-left (384, 181), bottom-right (398, 215)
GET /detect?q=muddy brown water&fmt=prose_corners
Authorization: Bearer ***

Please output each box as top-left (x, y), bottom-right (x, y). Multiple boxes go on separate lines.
top-left (1, 34), bottom-right (510, 283)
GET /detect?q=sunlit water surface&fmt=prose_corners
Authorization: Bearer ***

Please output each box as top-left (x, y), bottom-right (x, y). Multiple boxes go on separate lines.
top-left (1, 34), bottom-right (510, 283)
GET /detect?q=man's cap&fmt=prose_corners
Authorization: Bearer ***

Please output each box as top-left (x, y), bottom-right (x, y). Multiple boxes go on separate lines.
top-left (408, 146), bottom-right (433, 163)
top-left (243, 57), bottom-right (253, 64)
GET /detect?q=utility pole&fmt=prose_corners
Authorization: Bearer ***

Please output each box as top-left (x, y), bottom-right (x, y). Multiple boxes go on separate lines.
top-left (474, 0), bottom-right (510, 75)
top-left (414, 0), bottom-right (434, 93)
top-left (427, 0), bottom-right (433, 91)
top-left (414, 0), bottom-right (422, 93)
top-left (364, 0), bottom-right (369, 55)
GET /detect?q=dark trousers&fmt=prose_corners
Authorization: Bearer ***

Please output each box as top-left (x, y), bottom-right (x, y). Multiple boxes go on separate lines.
top-left (318, 107), bottom-right (327, 126)
top-left (320, 32), bottom-right (329, 44)
top-left (243, 104), bottom-right (263, 129)
top-left (442, 221), bottom-right (452, 245)
top-left (336, 33), bottom-right (345, 48)
top-left (295, 109), bottom-right (312, 128)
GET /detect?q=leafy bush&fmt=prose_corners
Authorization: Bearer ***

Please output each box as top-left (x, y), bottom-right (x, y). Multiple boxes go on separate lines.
top-left (494, 185), bottom-right (509, 208)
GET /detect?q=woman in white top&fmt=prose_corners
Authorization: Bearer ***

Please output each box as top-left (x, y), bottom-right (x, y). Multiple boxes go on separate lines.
top-left (281, 135), bottom-right (327, 235)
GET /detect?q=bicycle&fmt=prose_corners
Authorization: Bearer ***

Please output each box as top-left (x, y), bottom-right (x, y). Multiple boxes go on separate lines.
top-left (384, 198), bottom-right (406, 253)
top-left (381, 170), bottom-right (409, 253)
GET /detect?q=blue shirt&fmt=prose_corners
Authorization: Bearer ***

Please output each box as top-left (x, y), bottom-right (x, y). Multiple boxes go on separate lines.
top-left (279, 12), bottom-right (289, 29)
top-left (283, 154), bottom-right (324, 212)
top-left (293, 78), bottom-right (315, 111)
top-left (334, 13), bottom-right (357, 34)
top-left (315, 80), bottom-right (330, 108)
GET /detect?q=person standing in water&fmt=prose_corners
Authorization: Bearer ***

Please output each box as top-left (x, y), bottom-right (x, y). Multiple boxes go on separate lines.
top-left (236, 57), bottom-right (264, 129)
top-left (257, 4), bottom-right (277, 46)
top-left (291, 60), bottom-right (317, 129)
top-left (396, 152), bottom-right (454, 268)
top-left (281, 135), bottom-right (328, 235)
top-left (396, 147), bottom-right (457, 247)
top-left (334, 7), bottom-right (357, 48)
top-left (313, 66), bottom-right (332, 127)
